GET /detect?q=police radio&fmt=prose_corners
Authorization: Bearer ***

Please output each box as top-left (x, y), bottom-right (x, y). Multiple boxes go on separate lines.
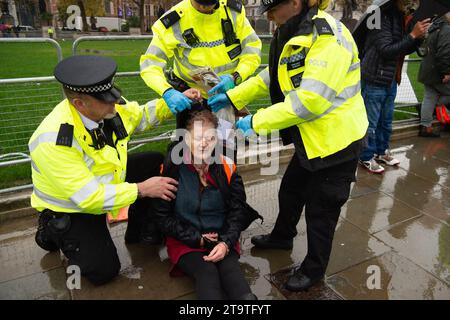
top-left (222, 7), bottom-right (237, 46)
top-left (182, 28), bottom-right (199, 46)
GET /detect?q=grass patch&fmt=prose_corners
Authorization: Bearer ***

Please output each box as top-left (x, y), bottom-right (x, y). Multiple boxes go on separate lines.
top-left (0, 38), bottom-right (422, 188)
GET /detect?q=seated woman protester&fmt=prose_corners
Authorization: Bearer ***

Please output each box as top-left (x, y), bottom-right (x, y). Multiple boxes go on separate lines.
top-left (154, 108), bottom-right (262, 300)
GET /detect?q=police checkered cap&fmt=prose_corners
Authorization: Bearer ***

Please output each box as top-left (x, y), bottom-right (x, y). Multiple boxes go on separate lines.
top-left (54, 55), bottom-right (122, 102)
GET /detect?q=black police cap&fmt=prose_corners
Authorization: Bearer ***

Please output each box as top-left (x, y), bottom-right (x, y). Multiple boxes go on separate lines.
top-left (54, 55), bottom-right (123, 103)
top-left (258, 0), bottom-right (290, 14)
top-left (193, 0), bottom-right (218, 6)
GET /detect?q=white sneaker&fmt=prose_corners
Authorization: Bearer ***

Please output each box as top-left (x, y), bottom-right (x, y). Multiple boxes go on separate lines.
top-left (375, 150), bottom-right (400, 166)
top-left (359, 158), bottom-right (385, 174)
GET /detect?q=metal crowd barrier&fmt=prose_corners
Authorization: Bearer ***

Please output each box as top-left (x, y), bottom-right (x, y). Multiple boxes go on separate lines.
top-left (0, 35), bottom-right (422, 194)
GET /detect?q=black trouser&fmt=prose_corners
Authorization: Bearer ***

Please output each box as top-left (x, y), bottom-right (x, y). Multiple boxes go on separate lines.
top-left (38, 151), bottom-right (164, 285)
top-left (271, 155), bottom-right (357, 279)
top-left (125, 151), bottom-right (165, 240)
top-left (178, 251), bottom-right (252, 300)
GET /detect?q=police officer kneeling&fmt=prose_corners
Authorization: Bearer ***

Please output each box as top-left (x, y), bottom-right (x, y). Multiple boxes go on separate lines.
top-left (31, 56), bottom-right (189, 285)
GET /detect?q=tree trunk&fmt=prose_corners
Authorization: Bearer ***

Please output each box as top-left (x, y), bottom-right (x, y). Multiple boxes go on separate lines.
top-left (133, 0), bottom-right (145, 33)
top-left (77, 0), bottom-right (88, 32)
top-left (139, 1), bottom-right (145, 33)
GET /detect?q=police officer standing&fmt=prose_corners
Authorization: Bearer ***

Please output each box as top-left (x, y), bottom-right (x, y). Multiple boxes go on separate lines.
top-left (209, 0), bottom-right (368, 291)
top-left (31, 55), bottom-right (196, 285)
top-left (140, 0), bottom-right (262, 123)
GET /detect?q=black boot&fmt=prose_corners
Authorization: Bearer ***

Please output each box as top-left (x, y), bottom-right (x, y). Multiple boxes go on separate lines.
top-left (251, 234), bottom-right (293, 250)
top-left (285, 269), bottom-right (323, 292)
top-left (35, 211), bottom-right (59, 252)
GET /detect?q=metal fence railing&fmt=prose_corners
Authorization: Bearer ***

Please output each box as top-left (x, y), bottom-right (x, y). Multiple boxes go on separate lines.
top-left (0, 35), bottom-right (423, 193)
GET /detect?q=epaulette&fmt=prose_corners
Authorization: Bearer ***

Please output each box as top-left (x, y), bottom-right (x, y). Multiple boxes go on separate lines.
top-left (227, 0), bottom-right (242, 12)
top-left (56, 123), bottom-right (74, 147)
top-left (313, 18), bottom-right (334, 36)
top-left (160, 10), bottom-right (181, 29)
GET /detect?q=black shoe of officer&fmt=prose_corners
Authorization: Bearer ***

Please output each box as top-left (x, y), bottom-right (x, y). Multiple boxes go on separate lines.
top-left (35, 212), bottom-right (59, 252)
top-left (285, 269), bottom-right (323, 292)
top-left (251, 234), bottom-right (293, 250)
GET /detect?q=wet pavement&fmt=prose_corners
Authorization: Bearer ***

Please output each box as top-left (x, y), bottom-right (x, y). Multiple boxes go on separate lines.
top-left (1, 133), bottom-right (450, 300)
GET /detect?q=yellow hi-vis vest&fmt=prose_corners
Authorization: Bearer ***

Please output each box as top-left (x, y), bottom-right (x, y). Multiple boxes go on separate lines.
top-left (227, 9), bottom-right (368, 159)
top-left (140, 0), bottom-right (262, 97)
top-left (29, 98), bottom-right (173, 217)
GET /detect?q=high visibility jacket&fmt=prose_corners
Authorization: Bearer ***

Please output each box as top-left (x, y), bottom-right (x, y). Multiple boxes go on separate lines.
top-left (227, 9), bottom-right (368, 160)
top-left (140, 0), bottom-right (262, 97)
top-left (29, 98), bottom-right (173, 217)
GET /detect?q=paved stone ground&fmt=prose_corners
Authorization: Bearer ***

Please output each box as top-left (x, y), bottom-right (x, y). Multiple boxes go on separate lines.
top-left (1, 133), bottom-right (450, 300)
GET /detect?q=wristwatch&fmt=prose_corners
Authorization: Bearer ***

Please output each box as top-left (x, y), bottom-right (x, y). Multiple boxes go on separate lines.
top-left (232, 71), bottom-right (242, 85)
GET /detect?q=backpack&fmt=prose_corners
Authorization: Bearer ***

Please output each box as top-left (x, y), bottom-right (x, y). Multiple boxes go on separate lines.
top-left (436, 104), bottom-right (450, 124)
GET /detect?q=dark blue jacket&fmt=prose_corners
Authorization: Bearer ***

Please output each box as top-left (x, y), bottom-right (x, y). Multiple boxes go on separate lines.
top-left (360, 4), bottom-right (420, 87)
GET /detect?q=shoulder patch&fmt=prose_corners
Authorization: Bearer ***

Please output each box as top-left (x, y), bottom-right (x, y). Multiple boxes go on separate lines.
top-left (313, 18), bottom-right (334, 36)
top-left (56, 123), bottom-right (73, 147)
top-left (160, 10), bottom-right (181, 29)
top-left (227, 0), bottom-right (242, 12)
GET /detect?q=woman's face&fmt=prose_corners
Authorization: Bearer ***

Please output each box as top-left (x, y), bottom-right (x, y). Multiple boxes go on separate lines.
top-left (187, 120), bottom-right (217, 163)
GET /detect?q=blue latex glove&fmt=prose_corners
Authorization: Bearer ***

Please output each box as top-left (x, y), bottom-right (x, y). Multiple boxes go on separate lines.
top-left (208, 74), bottom-right (235, 95)
top-left (162, 89), bottom-right (192, 114)
top-left (207, 93), bottom-right (231, 113)
top-left (236, 115), bottom-right (254, 136)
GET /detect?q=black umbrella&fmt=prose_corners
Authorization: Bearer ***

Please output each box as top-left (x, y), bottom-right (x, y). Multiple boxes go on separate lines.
top-left (411, 0), bottom-right (450, 23)
top-left (352, 0), bottom-right (450, 55)
top-left (352, 0), bottom-right (393, 54)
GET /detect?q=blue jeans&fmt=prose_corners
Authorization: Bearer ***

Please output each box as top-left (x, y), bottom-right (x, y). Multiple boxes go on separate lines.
top-left (360, 80), bottom-right (398, 161)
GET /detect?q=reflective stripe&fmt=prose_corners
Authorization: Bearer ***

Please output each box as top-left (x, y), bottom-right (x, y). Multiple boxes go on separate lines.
top-left (174, 60), bottom-right (194, 84)
top-left (172, 23), bottom-right (191, 49)
top-left (140, 58), bottom-right (166, 70)
top-left (214, 60), bottom-right (239, 74)
top-left (241, 46), bottom-right (261, 56)
top-left (174, 49), bottom-right (196, 70)
top-left (83, 153), bottom-right (94, 170)
top-left (258, 68), bottom-right (270, 87)
top-left (230, 8), bottom-right (238, 27)
top-left (148, 102), bottom-right (160, 127)
top-left (103, 184), bottom-right (116, 211)
top-left (348, 62), bottom-right (360, 72)
top-left (29, 131), bottom-right (82, 154)
top-left (335, 19), bottom-right (343, 46)
top-left (145, 45), bottom-right (168, 61)
top-left (136, 105), bottom-right (149, 133)
top-left (334, 19), bottom-right (354, 56)
top-left (289, 91), bottom-right (315, 121)
top-left (309, 81), bottom-right (361, 122)
top-left (241, 32), bottom-right (259, 47)
top-left (33, 187), bottom-right (80, 211)
top-left (31, 160), bottom-right (40, 173)
top-left (120, 170), bottom-right (126, 181)
top-left (96, 173), bottom-right (114, 184)
top-left (70, 178), bottom-right (99, 206)
top-left (136, 100), bottom-right (161, 132)
top-left (301, 78), bottom-right (337, 103)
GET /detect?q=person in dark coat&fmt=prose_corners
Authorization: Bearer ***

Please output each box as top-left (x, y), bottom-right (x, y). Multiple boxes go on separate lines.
top-left (153, 109), bottom-right (261, 300)
top-left (358, 0), bottom-right (430, 174)
top-left (418, 12), bottom-right (450, 137)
